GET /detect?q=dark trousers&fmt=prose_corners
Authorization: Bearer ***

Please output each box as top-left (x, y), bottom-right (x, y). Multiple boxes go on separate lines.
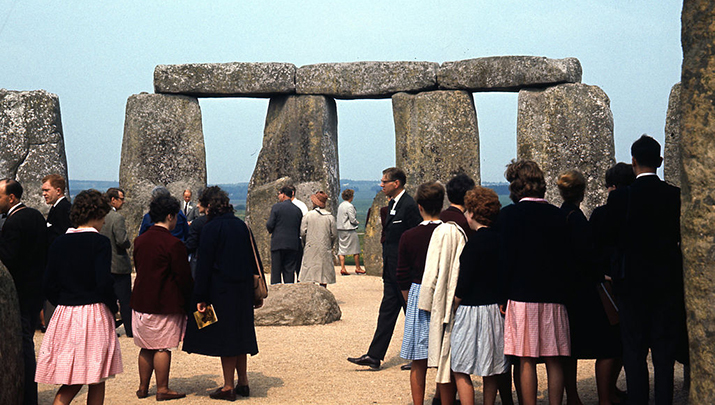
top-left (618, 291), bottom-right (681, 405)
top-left (270, 249), bottom-right (300, 284)
top-left (112, 273), bottom-right (133, 337)
top-left (19, 297), bottom-right (42, 405)
top-left (367, 279), bottom-right (407, 360)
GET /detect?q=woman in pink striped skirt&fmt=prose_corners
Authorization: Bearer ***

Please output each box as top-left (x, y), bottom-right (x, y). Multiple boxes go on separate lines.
top-left (35, 189), bottom-right (123, 405)
top-left (497, 160), bottom-right (572, 405)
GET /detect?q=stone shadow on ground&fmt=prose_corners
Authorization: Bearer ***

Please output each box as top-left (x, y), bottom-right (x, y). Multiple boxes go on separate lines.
top-left (168, 373), bottom-right (221, 398)
top-left (244, 372), bottom-right (284, 398)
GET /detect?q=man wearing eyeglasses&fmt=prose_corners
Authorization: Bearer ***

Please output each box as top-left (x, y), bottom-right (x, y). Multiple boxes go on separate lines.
top-left (348, 167), bottom-right (421, 370)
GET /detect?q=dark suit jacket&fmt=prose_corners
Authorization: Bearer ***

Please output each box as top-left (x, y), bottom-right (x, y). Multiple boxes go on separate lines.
top-left (0, 204), bottom-right (48, 302)
top-left (266, 200), bottom-right (303, 251)
top-left (382, 192), bottom-right (421, 281)
top-left (99, 209), bottom-right (132, 274)
top-left (47, 197), bottom-right (72, 245)
top-left (606, 174), bottom-right (682, 295)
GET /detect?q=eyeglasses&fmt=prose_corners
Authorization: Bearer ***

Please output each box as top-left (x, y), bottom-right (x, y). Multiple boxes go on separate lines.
top-left (380, 179), bottom-right (396, 185)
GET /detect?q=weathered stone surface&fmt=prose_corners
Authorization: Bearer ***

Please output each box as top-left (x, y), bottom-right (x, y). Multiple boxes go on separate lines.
top-left (439, 56), bottom-right (582, 92)
top-left (119, 93), bottom-right (206, 240)
top-left (296, 61), bottom-right (438, 99)
top-left (0, 89), bottom-right (69, 215)
top-left (254, 283), bottom-right (341, 326)
top-left (393, 90), bottom-right (480, 194)
top-left (681, 2), bottom-right (715, 401)
top-left (246, 95), bottom-right (339, 274)
top-left (362, 191), bottom-right (388, 276)
top-left (0, 262), bottom-right (23, 405)
top-left (517, 83), bottom-right (614, 217)
top-left (664, 82), bottom-right (682, 188)
top-left (154, 63), bottom-right (296, 97)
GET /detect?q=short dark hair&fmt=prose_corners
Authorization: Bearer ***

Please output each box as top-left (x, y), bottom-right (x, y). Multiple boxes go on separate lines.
top-left (341, 189), bottom-right (354, 201)
top-left (0, 178), bottom-right (23, 200)
top-left (383, 167), bottom-right (407, 188)
top-left (446, 173), bottom-right (475, 205)
top-left (69, 189), bottom-right (111, 227)
top-left (557, 170), bottom-right (586, 205)
top-left (415, 182), bottom-right (445, 216)
top-left (149, 195), bottom-right (180, 223)
top-left (631, 134), bottom-right (662, 168)
top-left (279, 185), bottom-right (294, 198)
top-left (42, 174), bottom-right (66, 192)
top-left (505, 159), bottom-right (546, 202)
top-left (106, 187), bottom-right (125, 201)
top-left (199, 186), bottom-right (233, 218)
top-left (464, 186), bottom-right (501, 227)
top-left (605, 162), bottom-right (635, 189)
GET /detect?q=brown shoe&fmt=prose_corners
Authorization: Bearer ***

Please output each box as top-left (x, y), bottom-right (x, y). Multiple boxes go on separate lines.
top-left (156, 391), bottom-right (186, 401)
top-left (209, 387), bottom-right (236, 401)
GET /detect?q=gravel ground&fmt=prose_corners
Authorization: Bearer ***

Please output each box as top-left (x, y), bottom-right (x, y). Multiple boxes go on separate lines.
top-left (34, 267), bottom-right (688, 404)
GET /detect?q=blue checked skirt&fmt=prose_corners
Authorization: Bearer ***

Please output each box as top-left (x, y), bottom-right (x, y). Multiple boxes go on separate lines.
top-left (400, 283), bottom-right (431, 360)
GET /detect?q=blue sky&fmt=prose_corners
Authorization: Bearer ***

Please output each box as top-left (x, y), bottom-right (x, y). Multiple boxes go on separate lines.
top-left (0, 1), bottom-right (682, 184)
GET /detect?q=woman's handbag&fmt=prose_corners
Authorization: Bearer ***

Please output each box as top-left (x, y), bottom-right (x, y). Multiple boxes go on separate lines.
top-left (247, 226), bottom-right (268, 308)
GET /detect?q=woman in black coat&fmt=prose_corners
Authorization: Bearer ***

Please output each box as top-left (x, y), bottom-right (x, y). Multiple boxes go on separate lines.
top-left (182, 186), bottom-right (259, 401)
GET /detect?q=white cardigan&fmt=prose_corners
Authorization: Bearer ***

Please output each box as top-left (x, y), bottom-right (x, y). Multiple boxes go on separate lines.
top-left (418, 221), bottom-right (467, 383)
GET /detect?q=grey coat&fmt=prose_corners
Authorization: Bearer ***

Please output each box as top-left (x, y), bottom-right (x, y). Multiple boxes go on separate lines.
top-left (99, 209), bottom-right (132, 274)
top-left (299, 208), bottom-right (337, 284)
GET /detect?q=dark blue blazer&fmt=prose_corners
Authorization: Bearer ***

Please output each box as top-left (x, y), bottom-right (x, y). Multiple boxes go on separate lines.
top-left (266, 200), bottom-right (303, 251)
top-left (382, 192), bottom-right (421, 281)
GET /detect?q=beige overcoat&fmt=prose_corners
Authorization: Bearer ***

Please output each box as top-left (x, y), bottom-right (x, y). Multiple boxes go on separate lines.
top-left (299, 208), bottom-right (337, 284)
top-left (418, 222), bottom-right (467, 383)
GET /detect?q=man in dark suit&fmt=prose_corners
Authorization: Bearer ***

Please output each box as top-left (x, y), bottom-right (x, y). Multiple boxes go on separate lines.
top-left (0, 179), bottom-right (48, 405)
top-left (348, 167), bottom-right (421, 369)
top-left (41, 173), bottom-right (72, 245)
top-left (266, 185), bottom-right (303, 284)
top-left (100, 187), bottom-right (133, 337)
top-left (606, 135), bottom-right (687, 405)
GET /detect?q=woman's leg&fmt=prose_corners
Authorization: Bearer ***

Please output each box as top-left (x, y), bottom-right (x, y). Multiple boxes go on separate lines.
top-left (518, 357), bottom-right (538, 405)
top-left (453, 372), bottom-right (474, 405)
top-left (544, 356), bottom-right (565, 405)
top-left (339, 255), bottom-right (347, 273)
top-left (52, 384), bottom-right (82, 405)
top-left (236, 354), bottom-right (249, 387)
top-left (496, 369), bottom-right (515, 405)
top-left (438, 380), bottom-right (457, 405)
top-left (563, 356), bottom-right (583, 405)
top-left (220, 356), bottom-right (238, 391)
top-left (410, 359), bottom-right (428, 405)
top-left (86, 382), bottom-right (105, 405)
top-left (595, 358), bottom-right (615, 405)
top-left (137, 348), bottom-right (155, 393)
top-left (354, 254), bottom-right (363, 271)
top-left (154, 350), bottom-right (180, 395)
top-left (483, 375), bottom-right (501, 405)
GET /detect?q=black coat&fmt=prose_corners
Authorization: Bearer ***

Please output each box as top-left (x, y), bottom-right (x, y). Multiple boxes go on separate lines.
top-left (266, 200), bottom-right (303, 251)
top-left (183, 212), bottom-right (259, 357)
top-left (382, 192), bottom-right (421, 282)
top-left (47, 197), bottom-right (72, 245)
top-left (0, 204), bottom-right (48, 304)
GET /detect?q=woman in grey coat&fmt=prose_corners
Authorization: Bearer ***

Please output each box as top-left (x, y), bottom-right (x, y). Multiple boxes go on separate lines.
top-left (299, 191), bottom-right (337, 287)
top-left (336, 189), bottom-right (364, 275)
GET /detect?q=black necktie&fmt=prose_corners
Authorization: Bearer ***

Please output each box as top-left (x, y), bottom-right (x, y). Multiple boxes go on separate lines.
top-left (388, 199), bottom-right (395, 215)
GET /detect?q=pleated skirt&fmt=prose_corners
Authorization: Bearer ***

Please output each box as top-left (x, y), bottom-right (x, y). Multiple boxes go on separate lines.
top-left (35, 303), bottom-right (123, 385)
top-left (450, 304), bottom-right (510, 376)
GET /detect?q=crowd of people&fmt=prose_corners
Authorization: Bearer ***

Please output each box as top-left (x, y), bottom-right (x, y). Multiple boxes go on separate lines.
top-left (0, 134), bottom-right (688, 404)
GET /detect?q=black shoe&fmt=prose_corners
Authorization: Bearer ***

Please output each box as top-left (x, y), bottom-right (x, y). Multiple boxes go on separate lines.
top-left (347, 354), bottom-right (381, 369)
top-left (401, 362), bottom-right (412, 371)
top-left (235, 385), bottom-right (249, 397)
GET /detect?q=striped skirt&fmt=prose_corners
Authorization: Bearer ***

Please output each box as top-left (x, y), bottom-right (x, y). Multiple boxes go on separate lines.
top-left (35, 303), bottom-right (123, 385)
top-left (504, 300), bottom-right (571, 357)
top-left (400, 283), bottom-right (431, 361)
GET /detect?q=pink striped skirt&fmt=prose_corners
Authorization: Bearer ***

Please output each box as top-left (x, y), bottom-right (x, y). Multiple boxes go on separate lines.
top-left (132, 310), bottom-right (187, 350)
top-left (35, 303), bottom-right (123, 385)
top-left (504, 300), bottom-right (571, 358)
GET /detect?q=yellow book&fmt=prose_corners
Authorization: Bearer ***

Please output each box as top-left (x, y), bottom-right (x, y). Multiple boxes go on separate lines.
top-left (193, 304), bottom-right (218, 329)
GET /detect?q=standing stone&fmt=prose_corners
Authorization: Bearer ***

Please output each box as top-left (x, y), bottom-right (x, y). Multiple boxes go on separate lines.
top-left (154, 62), bottom-right (296, 97)
top-left (664, 82), bottom-right (682, 188)
top-left (439, 56), bottom-right (582, 92)
top-left (0, 89), bottom-right (69, 214)
top-left (296, 61), bottom-right (439, 99)
top-left (517, 83), bottom-right (615, 217)
top-left (246, 95), bottom-right (339, 274)
top-left (362, 191), bottom-right (389, 276)
top-left (392, 90), bottom-right (480, 195)
top-left (681, 2), bottom-right (715, 401)
top-left (0, 262), bottom-right (22, 405)
top-left (119, 93), bottom-right (206, 240)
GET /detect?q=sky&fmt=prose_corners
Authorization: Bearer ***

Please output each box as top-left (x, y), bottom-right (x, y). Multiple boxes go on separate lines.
top-left (0, 1), bottom-right (683, 184)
